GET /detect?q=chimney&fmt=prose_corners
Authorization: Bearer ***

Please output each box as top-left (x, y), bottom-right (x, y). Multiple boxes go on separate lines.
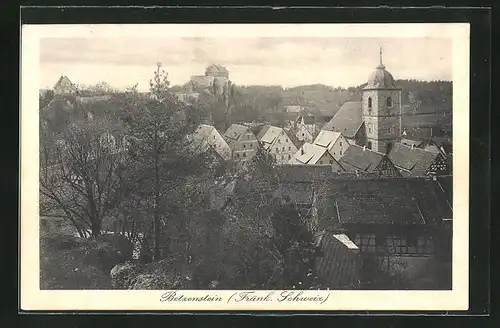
top-left (363, 145), bottom-right (366, 151)
top-left (411, 144), bottom-right (414, 150)
top-left (301, 148), bottom-right (305, 155)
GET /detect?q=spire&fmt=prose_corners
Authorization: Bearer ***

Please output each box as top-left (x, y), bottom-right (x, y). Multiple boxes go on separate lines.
top-left (377, 46), bottom-right (385, 69)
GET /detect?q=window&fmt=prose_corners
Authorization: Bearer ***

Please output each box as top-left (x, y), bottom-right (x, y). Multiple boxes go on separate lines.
top-left (286, 139), bottom-right (288, 142)
top-left (319, 161), bottom-right (323, 164)
top-left (243, 153), bottom-right (247, 157)
top-left (288, 154), bottom-right (291, 159)
top-left (288, 147), bottom-right (291, 150)
top-left (243, 144), bottom-right (246, 148)
top-left (368, 123), bottom-right (373, 134)
top-left (236, 153), bottom-right (240, 158)
top-left (213, 135), bottom-right (215, 139)
top-left (329, 160), bottom-right (333, 164)
top-left (388, 127), bottom-right (393, 133)
top-left (387, 97), bottom-right (392, 108)
top-left (282, 147), bottom-right (285, 151)
top-left (278, 139), bottom-right (281, 144)
top-left (368, 97), bottom-right (372, 108)
top-left (340, 142), bottom-right (342, 147)
top-left (302, 133), bottom-right (305, 136)
top-left (367, 141), bottom-right (372, 150)
top-left (340, 150), bottom-right (342, 155)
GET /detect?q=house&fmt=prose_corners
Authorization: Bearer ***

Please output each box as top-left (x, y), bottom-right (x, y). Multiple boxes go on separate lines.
top-left (188, 124), bottom-right (232, 161)
top-left (223, 124), bottom-right (259, 163)
top-left (53, 75), bottom-right (78, 95)
top-left (312, 130), bottom-right (350, 161)
top-left (387, 142), bottom-right (449, 177)
top-left (290, 143), bottom-right (345, 172)
top-left (316, 177), bottom-right (453, 259)
top-left (289, 123), bottom-right (314, 144)
top-left (339, 144), bottom-right (401, 177)
top-left (294, 112), bottom-right (320, 137)
top-left (256, 125), bottom-right (301, 164)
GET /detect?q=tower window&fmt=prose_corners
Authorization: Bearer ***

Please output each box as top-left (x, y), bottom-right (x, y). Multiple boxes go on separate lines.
top-left (387, 97), bottom-right (393, 108)
top-left (368, 97), bottom-right (372, 108)
top-left (367, 141), bottom-right (372, 150)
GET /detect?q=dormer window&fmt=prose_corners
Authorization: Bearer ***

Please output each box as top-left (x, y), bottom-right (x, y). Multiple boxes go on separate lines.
top-left (387, 97), bottom-right (393, 108)
top-left (368, 97), bottom-right (372, 109)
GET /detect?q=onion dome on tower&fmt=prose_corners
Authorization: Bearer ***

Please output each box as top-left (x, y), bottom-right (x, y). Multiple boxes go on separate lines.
top-left (364, 47), bottom-right (398, 89)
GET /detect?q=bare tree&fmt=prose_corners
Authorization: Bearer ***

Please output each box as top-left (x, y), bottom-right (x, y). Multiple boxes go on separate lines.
top-left (40, 117), bottom-right (126, 237)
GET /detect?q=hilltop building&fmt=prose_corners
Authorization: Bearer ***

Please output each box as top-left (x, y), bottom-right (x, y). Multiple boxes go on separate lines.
top-left (53, 75), bottom-right (78, 95)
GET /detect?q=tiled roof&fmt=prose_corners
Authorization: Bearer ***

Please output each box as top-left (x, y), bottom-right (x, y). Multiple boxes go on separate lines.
top-left (284, 128), bottom-right (303, 149)
top-left (317, 177), bottom-right (453, 227)
top-left (339, 145), bottom-right (385, 172)
top-left (321, 102), bottom-right (363, 138)
top-left (303, 115), bottom-right (316, 125)
top-left (293, 143), bottom-right (328, 165)
top-left (224, 124), bottom-right (249, 141)
top-left (314, 231), bottom-right (361, 289)
top-left (314, 130), bottom-right (342, 149)
top-left (257, 125), bottom-right (283, 145)
top-left (388, 142), bottom-right (440, 177)
top-left (400, 138), bottom-right (423, 147)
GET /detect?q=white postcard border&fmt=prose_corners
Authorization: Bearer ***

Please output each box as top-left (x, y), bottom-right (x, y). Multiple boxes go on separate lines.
top-left (20, 23), bottom-right (470, 311)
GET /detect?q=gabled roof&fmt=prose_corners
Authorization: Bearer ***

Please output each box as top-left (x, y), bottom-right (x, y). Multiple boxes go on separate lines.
top-left (319, 177), bottom-right (453, 226)
top-left (293, 143), bottom-right (330, 165)
top-left (284, 128), bottom-right (303, 149)
top-left (276, 165), bottom-right (337, 182)
top-left (54, 75), bottom-right (77, 92)
top-left (321, 101), bottom-right (363, 138)
top-left (302, 115), bottom-right (316, 125)
top-left (339, 145), bottom-right (386, 172)
top-left (224, 124), bottom-right (249, 141)
top-left (257, 125), bottom-right (283, 145)
top-left (314, 130), bottom-right (342, 149)
top-left (388, 142), bottom-right (440, 177)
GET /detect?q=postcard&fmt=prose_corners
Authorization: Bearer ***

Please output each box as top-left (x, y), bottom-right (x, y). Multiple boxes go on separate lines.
top-left (21, 23), bottom-right (469, 311)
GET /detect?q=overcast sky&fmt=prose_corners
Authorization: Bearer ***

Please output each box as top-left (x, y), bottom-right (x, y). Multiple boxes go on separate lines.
top-left (40, 37), bottom-right (452, 91)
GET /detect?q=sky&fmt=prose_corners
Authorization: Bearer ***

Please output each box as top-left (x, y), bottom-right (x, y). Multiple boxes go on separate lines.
top-left (40, 37), bottom-right (452, 91)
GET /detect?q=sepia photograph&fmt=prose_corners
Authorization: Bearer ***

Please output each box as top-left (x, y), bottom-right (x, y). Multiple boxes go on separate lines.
top-left (21, 23), bottom-right (470, 311)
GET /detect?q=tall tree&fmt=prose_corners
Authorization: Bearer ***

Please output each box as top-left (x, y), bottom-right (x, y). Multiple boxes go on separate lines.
top-left (121, 63), bottom-right (200, 261)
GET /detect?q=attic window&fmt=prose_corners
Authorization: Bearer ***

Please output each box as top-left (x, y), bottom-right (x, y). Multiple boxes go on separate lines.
top-left (368, 97), bottom-right (372, 108)
top-left (387, 97), bottom-right (393, 108)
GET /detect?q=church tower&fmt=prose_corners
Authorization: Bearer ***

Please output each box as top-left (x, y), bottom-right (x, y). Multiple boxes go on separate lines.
top-left (361, 48), bottom-right (402, 154)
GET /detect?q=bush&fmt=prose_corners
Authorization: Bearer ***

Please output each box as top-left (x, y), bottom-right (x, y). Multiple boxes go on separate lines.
top-left (40, 233), bottom-right (134, 289)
